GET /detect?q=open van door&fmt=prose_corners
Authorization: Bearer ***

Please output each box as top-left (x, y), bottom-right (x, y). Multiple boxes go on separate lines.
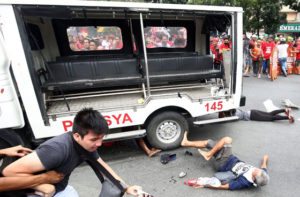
top-left (0, 26), bottom-right (24, 129)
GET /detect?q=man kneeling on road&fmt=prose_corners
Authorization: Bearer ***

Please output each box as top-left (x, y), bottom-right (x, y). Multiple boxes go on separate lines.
top-left (3, 108), bottom-right (145, 196)
top-left (181, 132), bottom-right (269, 190)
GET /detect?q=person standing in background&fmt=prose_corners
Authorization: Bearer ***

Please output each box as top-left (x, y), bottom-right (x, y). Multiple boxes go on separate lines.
top-left (250, 42), bottom-right (262, 77)
top-left (243, 33), bottom-right (252, 77)
top-left (276, 38), bottom-right (289, 77)
top-left (261, 35), bottom-right (275, 78)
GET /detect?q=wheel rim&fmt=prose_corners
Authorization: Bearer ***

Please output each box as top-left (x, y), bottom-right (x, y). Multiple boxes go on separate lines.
top-left (156, 120), bottom-right (181, 144)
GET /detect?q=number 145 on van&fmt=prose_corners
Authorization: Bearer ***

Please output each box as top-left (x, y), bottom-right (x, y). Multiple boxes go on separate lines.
top-left (204, 101), bottom-right (223, 112)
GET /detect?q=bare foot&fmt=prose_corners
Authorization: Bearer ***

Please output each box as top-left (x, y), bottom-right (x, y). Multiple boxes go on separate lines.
top-left (181, 131), bottom-right (189, 146)
top-left (285, 108), bottom-right (291, 116)
top-left (198, 149), bottom-right (211, 161)
top-left (148, 149), bottom-right (161, 157)
top-left (289, 115), bottom-right (294, 124)
top-left (261, 154), bottom-right (269, 168)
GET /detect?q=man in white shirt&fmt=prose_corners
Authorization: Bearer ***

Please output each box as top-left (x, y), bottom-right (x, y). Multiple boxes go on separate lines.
top-left (276, 38), bottom-right (289, 77)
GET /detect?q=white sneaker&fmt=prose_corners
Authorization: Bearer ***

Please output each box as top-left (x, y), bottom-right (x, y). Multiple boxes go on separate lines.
top-left (258, 74), bottom-right (261, 78)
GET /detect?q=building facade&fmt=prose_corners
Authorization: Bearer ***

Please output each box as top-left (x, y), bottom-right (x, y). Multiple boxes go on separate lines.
top-left (279, 6), bottom-right (300, 37)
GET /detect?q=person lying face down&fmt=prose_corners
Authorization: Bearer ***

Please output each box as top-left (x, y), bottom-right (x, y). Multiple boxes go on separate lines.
top-left (222, 108), bottom-right (294, 123)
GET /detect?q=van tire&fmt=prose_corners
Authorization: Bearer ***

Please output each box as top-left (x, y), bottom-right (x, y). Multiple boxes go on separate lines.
top-left (146, 111), bottom-right (188, 150)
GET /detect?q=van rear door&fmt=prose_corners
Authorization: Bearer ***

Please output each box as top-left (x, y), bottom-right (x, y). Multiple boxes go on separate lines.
top-left (0, 26), bottom-right (24, 129)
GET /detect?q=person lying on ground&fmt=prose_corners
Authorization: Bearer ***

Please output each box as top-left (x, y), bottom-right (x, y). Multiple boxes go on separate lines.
top-left (221, 108), bottom-right (294, 123)
top-left (3, 108), bottom-right (147, 197)
top-left (181, 133), bottom-right (269, 190)
top-left (0, 146), bottom-right (63, 192)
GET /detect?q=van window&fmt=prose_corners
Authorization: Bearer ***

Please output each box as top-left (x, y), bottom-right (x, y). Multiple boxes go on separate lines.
top-left (144, 27), bottom-right (187, 48)
top-left (66, 26), bottom-right (123, 51)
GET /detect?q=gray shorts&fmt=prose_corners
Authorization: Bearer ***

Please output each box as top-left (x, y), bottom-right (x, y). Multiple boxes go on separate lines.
top-left (243, 55), bottom-right (252, 67)
top-left (206, 139), bottom-right (232, 170)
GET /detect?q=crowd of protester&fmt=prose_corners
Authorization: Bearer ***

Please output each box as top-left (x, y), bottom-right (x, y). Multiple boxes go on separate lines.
top-left (68, 34), bottom-right (123, 51)
top-left (67, 27), bottom-right (123, 51)
top-left (243, 34), bottom-right (300, 78)
top-left (210, 33), bottom-right (300, 79)
top-left (144, 27), bottom-right (187, 48)
top-left (67, 26), bottom-right (188, 52)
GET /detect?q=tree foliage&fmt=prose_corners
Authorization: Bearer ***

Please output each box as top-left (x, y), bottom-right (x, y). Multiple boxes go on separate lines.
top-left (187, 0), bottom-right (285, 35)
top-left (260, 1), bottom-right (286, 35)
top-left (282, 0), bottom-right (300, 12)
top-left (189, 0), bottom-right (234, 6)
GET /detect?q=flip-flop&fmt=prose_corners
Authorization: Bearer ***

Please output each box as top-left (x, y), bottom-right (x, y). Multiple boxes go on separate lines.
top-left (160, 153), bottom-right (176, 164)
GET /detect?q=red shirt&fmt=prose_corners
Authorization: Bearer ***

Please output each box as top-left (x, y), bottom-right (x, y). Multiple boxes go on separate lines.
top-left (261, 42), bottom-right (275, 59)
top-left (219, 42), bottom-right (231, 51)
top-left (296, 45), bottom-right (300, 60)
top-left (218, 43), bottom-right (231, 61)
top-left (115, 41), bottom-right (123, 49)
top-left (210, 44), bottom-right (222, 63)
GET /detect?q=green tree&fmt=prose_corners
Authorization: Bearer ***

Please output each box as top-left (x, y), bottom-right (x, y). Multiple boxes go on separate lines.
top-left (244, 0), bottom-right (284, 35)
top-left (261, 1), bottom-right (285, 34)
top-left (189, 0), bottom-right (234, 5)
top-left (282, 0), bottom-right (300, 12)
top-left (236, 0), bottom-right (258, 34)
top-left (161, 0), bottom-right (188, 3)
top-left (188, 0), bottom-right (284, 35)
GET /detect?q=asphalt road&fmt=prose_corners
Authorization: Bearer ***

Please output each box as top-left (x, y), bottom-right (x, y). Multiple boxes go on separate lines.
top-left (70, 74), bottom-right (300, 197)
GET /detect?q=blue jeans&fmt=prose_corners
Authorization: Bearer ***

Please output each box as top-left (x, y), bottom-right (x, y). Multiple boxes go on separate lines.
top-left (262, 59), bottom-right (270, 74)
top-left (279, 57), bottom-right (287, 76)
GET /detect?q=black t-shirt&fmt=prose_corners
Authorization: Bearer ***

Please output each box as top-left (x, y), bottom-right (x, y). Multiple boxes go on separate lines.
top-left (35, 133), bottom-right (100, 192)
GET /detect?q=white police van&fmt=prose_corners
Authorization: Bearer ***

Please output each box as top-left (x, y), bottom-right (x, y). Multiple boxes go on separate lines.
top-left (0, 0), bottom-right (244, 156)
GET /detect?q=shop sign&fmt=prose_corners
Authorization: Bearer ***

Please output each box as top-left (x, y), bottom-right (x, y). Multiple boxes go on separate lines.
top-left (279, 24), bottom-right (300, 32)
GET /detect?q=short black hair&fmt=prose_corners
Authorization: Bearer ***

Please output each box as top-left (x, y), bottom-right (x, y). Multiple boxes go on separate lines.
top-left (72, 108), bottom-right (108, 138)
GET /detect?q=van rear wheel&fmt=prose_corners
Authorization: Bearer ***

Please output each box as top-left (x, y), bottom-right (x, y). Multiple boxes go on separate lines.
top-left (146, 111), bottom-right (188, 150)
